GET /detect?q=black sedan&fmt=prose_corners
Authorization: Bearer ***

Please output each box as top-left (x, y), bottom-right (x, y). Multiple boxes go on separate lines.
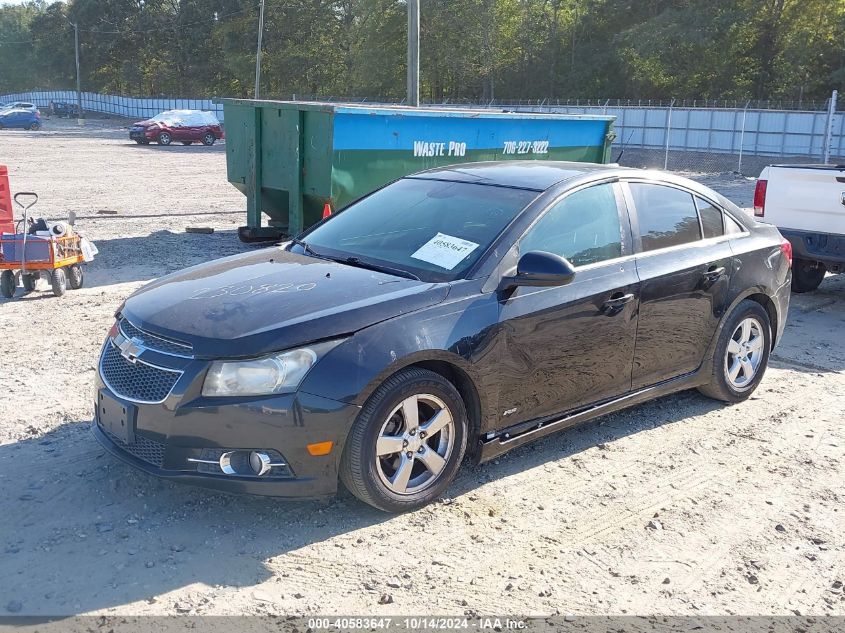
top-left (93, 162), bottom-right (792, 512)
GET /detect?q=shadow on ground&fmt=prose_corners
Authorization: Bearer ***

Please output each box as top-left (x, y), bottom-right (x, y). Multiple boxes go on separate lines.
top-left (0, 388), bottom-right (723, 615)
top-left (771, 272), bottom-right (845, 374)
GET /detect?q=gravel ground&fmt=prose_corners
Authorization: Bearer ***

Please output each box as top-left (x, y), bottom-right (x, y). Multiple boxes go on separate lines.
top-left (0, 120), bottom-right (842, 618)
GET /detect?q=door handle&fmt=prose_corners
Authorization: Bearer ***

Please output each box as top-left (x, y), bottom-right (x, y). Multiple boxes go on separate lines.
top-left (602, 292), bottom-right (635, 315)
top-left (702, 266), bottom-right (726, 284)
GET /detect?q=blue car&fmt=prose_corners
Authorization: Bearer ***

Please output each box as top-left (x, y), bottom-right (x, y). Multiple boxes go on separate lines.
top-left (0, 109), bottom-right (42, 131)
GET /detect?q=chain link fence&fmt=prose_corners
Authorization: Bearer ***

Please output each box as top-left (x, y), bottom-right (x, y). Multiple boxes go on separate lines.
top-left (3, 90), bottom-right (843, 177)
top-left (495, 96), bottom-right (844, 176)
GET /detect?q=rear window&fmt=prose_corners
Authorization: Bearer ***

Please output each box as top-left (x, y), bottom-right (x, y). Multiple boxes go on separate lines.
top-left (630, 183), bottom-right (702, 252)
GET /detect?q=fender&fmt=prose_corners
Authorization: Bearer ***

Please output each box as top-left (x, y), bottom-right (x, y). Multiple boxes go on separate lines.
top-left (299, 282), bottom-right (500, 436)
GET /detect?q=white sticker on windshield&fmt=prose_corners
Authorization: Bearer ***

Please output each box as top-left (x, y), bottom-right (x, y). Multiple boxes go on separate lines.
top-left (411, 232), bottom-right (479, 270)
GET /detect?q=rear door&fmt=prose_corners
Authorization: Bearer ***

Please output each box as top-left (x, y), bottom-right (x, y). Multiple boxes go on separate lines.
top-left (624, 181), bottom-right (734, 389)
top-left (495, 182), bottom-right (640, 425)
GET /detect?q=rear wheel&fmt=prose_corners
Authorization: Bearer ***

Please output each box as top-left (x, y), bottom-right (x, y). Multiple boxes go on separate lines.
top-left (157, 131), bottom-right (172, 146)
top-left (68, 264), bottom-right (84, 290)
top-left (340, 368), bottom-right (468, 513)
top-left (202, 132), bottom-right (216, 146)
top-left (791, 259), bottom-right (825, 293)
top-left (0, 270), bottom-right (15, 298)
top-left (29, 122), bottom-right (41, 131)
top-left (698, 300), bottom-right (771, 403)
top-left (51, 268), bottom-right (67, 297)
top-left (21, 273), bottom-right (37, 292)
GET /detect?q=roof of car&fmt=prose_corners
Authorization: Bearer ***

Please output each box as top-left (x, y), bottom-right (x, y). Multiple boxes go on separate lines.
top-left (408, 161), bottom-right (622, 190)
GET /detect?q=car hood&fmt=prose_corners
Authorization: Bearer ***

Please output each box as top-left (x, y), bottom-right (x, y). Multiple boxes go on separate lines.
top-left (132, 119), bottom-right (158, 127)
top-left (121, 248), bottom-right (449, 359)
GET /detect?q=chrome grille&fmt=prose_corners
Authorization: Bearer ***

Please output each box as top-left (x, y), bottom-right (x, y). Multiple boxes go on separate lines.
top-left (100, 341), bottom-right (182, 403)
top-left (119, 318), bottom-right (192, 357)
top-left (101, 425), bottom-right (165, 468)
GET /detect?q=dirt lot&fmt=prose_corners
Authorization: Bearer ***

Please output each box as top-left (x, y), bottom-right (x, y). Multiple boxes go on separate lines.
top-left (0, 120), bottom-right (842, 617)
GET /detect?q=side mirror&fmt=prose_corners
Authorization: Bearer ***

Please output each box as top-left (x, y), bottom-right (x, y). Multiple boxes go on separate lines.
top-left (500, 251), bottom-right (576, 290)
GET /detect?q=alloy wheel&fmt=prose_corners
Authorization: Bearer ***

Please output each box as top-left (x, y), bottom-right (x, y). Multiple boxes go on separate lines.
top-left (725, 317), bottom-right (764, 389)
top-left (375, 394), bottom-right (455, 496)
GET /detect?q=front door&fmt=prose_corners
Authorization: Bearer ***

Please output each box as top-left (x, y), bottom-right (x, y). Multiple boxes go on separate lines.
top-left (625, 182), bottom-right (734, 389)
top-left (495, 182), bottom-right (640, 427)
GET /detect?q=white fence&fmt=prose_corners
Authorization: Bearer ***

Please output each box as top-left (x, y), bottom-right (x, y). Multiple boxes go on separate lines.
top-left (0, 90), bottom-right (225, 121)
top-left (4, 90), bottom-right (844, 172)
top-left (520, 103), bottom-right (845, 161)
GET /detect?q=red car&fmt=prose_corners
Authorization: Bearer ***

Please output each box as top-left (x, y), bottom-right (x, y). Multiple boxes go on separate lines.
top-left (129, 110), bottom-right (223, 146)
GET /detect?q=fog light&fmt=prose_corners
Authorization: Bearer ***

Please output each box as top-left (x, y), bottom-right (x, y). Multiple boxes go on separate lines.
top-left (195, 448), bottom-right (291, 478)
top-left (219, 451), bottom-right (240, 475)
top-left (249, 451), bottom-right (272, 476)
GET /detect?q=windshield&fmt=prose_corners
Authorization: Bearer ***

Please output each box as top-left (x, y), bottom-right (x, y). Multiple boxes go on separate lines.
top-left (298, 178), bottom-right (537, 282)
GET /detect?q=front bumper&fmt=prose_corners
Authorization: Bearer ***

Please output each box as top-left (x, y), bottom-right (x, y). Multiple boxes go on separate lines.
top-left (129, 127), bottom-right (157, 141)
top-left (92, 337), bottom-right (360, 499)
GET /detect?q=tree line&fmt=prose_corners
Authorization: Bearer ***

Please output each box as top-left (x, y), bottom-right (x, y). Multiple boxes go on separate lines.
top-left (1, 0), bottom-right (843, 104)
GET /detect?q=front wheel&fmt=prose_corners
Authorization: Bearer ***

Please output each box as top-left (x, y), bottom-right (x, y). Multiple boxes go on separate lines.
top-left (791, 259), bottom-right (825, 293)
top-left (30, 122), bottom-right (41, 131)
top-left (0, 270), bottom-right (15, 298)
top-left (698, 300), bottom-right (771, 403)
top-left (157, 131), bottom-right (172, 146)
top-left (51, 267), bottom-right (67, 297)
top-left (68, 264), bottom-right (84, 289)
top-left (340, 368), bottom-right (468, 513)
top-left (202, 132), bottom-right (216, 146)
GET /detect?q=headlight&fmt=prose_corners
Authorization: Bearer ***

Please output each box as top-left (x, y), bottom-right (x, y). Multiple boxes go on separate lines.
top-left (202, 341), bottom-right (339, 397)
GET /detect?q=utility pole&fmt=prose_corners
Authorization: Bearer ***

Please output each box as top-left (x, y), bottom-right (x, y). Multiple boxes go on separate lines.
top-left (407, 0), bottom-right (420, 107)
top-left (254, 0), bottom-right (265, 99)
top-left (823, 89), bottom-right (838, 164)
top-left (69, 20), bottom-right (83, 122)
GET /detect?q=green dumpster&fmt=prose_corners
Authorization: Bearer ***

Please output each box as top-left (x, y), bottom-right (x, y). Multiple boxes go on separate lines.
top-left (218, 99), bottom-right (616, 241)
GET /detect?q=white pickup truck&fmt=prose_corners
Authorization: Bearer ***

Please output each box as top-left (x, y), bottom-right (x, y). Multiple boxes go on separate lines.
top-left (754, 164), bottom-right (845, 292)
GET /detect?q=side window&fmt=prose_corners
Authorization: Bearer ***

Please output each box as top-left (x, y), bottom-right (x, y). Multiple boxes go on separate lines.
top-left (630, 183), bottom-right (702, 252)
top-left (519, 184), bottom-right (623, 267)
top-left (724, 213), bottom-right (746, 234)
top-left (697, 197), bottom-right (724, 239)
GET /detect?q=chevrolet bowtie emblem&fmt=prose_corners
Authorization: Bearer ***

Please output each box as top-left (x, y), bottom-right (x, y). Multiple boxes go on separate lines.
top-left (118, 337), bottom-right (145, 363)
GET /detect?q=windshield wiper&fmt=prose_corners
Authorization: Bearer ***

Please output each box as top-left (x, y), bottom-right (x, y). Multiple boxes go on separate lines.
top-left (292, 240), bottom-right (419, 280)
top-left (339, 256), bottom-right (420, 281)
top-left (291, 237), bottom-right (320, 258)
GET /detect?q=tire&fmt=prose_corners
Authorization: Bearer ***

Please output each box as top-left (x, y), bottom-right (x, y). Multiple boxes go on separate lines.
top-left (135, 140), bottom-right (144, 145)
top-left (791, 259), bottom-right (825, 293)
top-left (202, 132), bottom-right (216, 146)
top-left (181, 141), bottom-right (192, 146)
top-left (340, 368), bottom-right (468, 513)
top-left (0, 270), bottom-right (15, 298)
top-left (51, 267), bottom-right (67, 297)
top-left (21, 273), bottom-right (37, 292)
top-left (157, 131), bottom-right (172, 146)
top-left (698, 300), bottom-right (771, 403)
top-left (68, 264), bottom-right (84, 290)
